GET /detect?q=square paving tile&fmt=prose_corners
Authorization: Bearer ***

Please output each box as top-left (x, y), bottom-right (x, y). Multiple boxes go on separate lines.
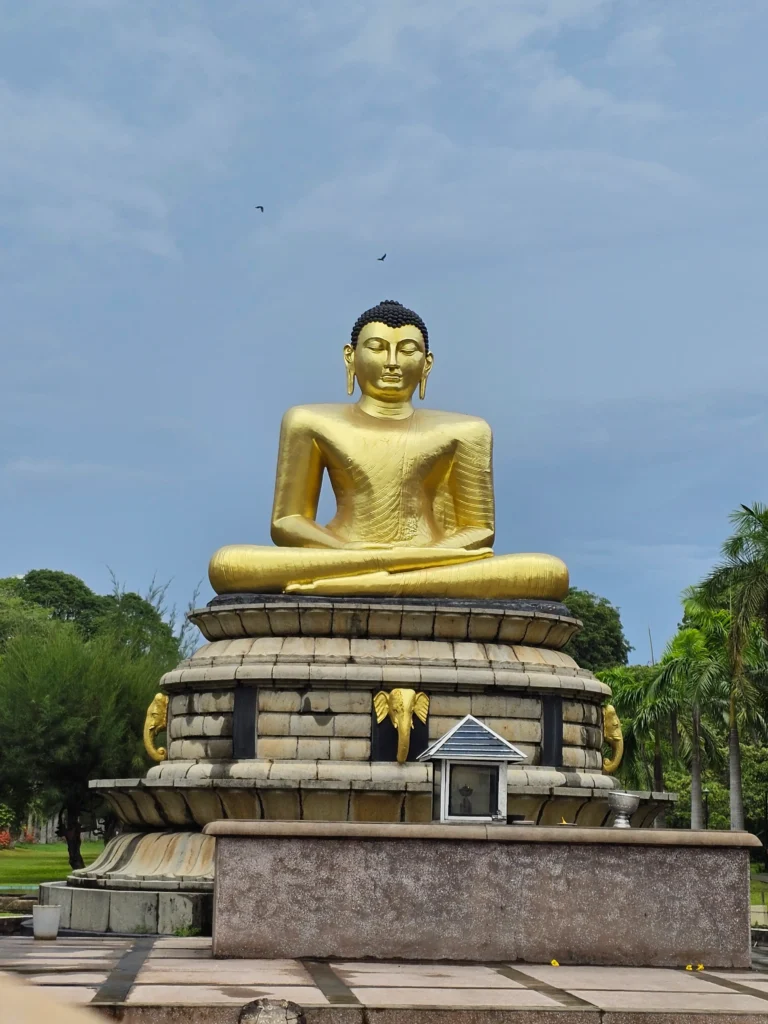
top-left (126, 984), bottom-right (329, 1005)
top-left (25, 972), bottom-right (109, 986)
top-left (511, 965), bottom-right (729, 992)
top-left (333, 964), bottom-right (523, 988)
top-left (136, 963), bottom-right (316, 986)
top-left (152, 937), bottom-right (213, 949)
top-left (569, 989), bottom-right (768, 1011)
top-left (28, 985), bottom-right (99, 1004)
top-left (350, 986), bottom-right (562, 1008)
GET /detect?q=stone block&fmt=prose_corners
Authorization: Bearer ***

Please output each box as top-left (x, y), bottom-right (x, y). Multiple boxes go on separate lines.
top-left (582, 724), bottom-right (601, 749)
top-left (108, 890), bottom-right (158, 934)
top-left (259, 712), bottom-right (291, 735)
top-left (302, 790), bottom-right (351, 821)
top-left (203, 713), bottom-right (233, 738)
top-left (428, 715), bottom-right (461, 740)
top-left (370, 763), bottom-right (430, 783)
top-left (381, 665), bottom-right (422, 685)
top-left (516, 742), bottom-right (538, 763)
top-left (218, 788), bottom-right (262, 819)
top-left (314, 637), bottom-right (351, 661)
top-left (317, 762), bottom-right (372, 781)
top-left (157, 892), bottom-right (211, 936)
top-left (269, 761), bottom-right (319, 780)
top-left (290, 712), bottom-right (334, 736)
top-left (367, 608), bottom-right (402, 636)
top-left (563, 723), bottom-right (588, 747)
top-left (170, 694), bottom-right (193, 716)
top-left (332, 607), bottom-right (369, 637)
top-left (585, 749), bottom-right (603, 770)
top-left (429, 694), bottom-right (471, 716)
top-left (258, 737), bottom-right (298, 759)
top-left (250, 637), bottom-right (285, 658)
top-left (197, 690), bottom-right (235, 714)
top-left (562, 746), bottom-right (588, 768)
top-left (333, 713), bottom-right (371, 737)
top-left (350, 791), bottom-right (404, 821)
top-left (433, 611), bottom-right (468, 640)
top-left (297, 738), bottom-right (331, 759)
top-left (584, 703), bottom-right (602, 726)
top-left (330, 738), bottom-right (370, 760)
top-left (229, 761), bottom-right (272, 780)
top-left (170, 715), bottom-right (206, 739)
top-left (266, 607), bottom-right (300, 635)
top-left (404, 792), bottom-right (432, 822)
top-left (299, 606), bottom-right (333, 635)
top-left (179, 739), bottom-right (208, 759)
top-left (281, 636), bottom-right (316, 660)
top-left (401, 609), bottom-right (435, 637)
top-left (308, 664), bottom-right (345, 683)
top-left (350, 638), bottom-right (387, 661)
top-left (471, 695), bottom-right (540, 718)
top-left (260, 788), bottom-right (301, 819)
top-left (300, 690), bottom-right (331, 712)
top-left (467, 612), bottom-right (503, 641)
top-left (185, 789), bottom-right (225, 826)
top-left (206, 738), bottom-right (233, 759)
top-left (563, 700), bottom-right (585, 724)
top-left (258, 689), bottom-right (301, 713)
top-left (69, 887), bottom-right (110, 933)
top-left (153, 788), bottom-right (198, 825)
top-left (452, 642), bottom-right (488, 665)
top-left (329, 690), bottom-right (372, 714)
top-left (39, 883), bottom-right (72, 929)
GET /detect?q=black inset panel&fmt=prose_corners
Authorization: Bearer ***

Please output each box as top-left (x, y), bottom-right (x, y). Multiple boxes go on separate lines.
top-left (541, 694), bottom-right (563, 767)
top-left (232, 687), bottom-right (257, 759)
top-left (371, 714), bottom-right (429, 762)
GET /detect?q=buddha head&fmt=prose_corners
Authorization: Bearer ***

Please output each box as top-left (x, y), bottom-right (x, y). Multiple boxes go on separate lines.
top-left (344, 299), bottom-right (434, 401)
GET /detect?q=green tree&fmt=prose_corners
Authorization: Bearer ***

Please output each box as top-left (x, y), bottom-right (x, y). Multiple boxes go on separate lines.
top-left (0, 589), bottom-right (55, 655)
top-left (655, 621), bottom-right (728, 829)
top-left (12, 569), bottom-right (110, 638)
top-left (700, 504), bottom-right (768, 831)
top-left (563, 588), bottom-right (632, 672)
top-left (598, 664), bottom-right (667, 796)
top-left (0, 623), bottom-right (175, 869)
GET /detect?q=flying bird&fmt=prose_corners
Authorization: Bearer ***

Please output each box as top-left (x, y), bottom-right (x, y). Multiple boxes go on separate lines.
top-left (377, 253), bottom-right (387, 261)
top-left (255, 205), bottom-right (264, 212)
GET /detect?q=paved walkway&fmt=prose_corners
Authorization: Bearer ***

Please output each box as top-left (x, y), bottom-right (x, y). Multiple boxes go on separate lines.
top-left (3, 936), bottom-right (768, 1021)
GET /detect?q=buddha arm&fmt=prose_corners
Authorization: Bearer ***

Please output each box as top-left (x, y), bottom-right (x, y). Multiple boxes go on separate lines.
top-left (270, 408), bottom-right (343, 549)
top-left (437, 419), bottom-right (495, 550)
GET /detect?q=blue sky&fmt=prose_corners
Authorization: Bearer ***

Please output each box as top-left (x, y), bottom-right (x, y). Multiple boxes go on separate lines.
top-left (2, 1), bottom-right (767, 661)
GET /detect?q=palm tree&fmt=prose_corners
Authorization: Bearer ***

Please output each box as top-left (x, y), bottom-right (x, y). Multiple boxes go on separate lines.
top-left (654, 625), bottom-right (726, 829)
top-left (699, 504), bottom-right (768, 830)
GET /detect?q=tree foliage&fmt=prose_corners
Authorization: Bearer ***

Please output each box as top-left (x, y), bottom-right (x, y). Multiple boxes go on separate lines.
top-left (0, 569), bottom-right (188, 867)
top-left (563, 588), bottom-right (632, 672)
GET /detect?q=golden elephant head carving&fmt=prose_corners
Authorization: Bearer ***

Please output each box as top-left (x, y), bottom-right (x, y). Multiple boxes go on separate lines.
top-left (602, 703), bottom-right (624, 775)
top-left (374, 688), bottom-right (429, 764)
top-left (143, 692), bottom-right (168, 763)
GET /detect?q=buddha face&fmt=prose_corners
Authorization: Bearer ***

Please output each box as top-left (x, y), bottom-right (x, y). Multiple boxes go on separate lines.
top-left (345, 322), bottom-right (433, 402)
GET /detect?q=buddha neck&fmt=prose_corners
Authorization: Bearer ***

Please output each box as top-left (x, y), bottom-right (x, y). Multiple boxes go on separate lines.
top-left (356, 395), bottom-right (415, 421)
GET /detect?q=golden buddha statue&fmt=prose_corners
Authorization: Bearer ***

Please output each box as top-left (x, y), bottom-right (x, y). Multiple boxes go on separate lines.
top-left (209, 300), bottom-right (568, 600)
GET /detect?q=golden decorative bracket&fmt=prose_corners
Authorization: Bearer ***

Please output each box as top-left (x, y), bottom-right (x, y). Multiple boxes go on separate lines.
top-left (374, 688), bottom-right (429, 763)
top-left (603, 703), bottom-right (624, 774)
top-left (143, 692), bottom-right (169, 763)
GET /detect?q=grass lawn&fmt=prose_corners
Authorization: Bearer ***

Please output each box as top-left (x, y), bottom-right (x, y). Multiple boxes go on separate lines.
top-left (0, 842), bottom-right (103, 886)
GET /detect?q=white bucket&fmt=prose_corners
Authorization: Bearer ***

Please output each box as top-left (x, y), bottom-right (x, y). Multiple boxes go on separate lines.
top-left (32, 904), bottom-right (60, 940)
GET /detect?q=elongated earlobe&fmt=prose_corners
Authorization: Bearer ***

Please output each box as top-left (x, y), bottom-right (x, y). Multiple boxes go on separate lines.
top-left (419, 375), bottom-right (428, 401)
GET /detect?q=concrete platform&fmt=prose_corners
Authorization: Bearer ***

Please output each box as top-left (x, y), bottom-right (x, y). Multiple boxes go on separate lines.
top-left (206, 821), bottom-right (759, 967)
top-left (3, 936), bottom-right (768, 1022)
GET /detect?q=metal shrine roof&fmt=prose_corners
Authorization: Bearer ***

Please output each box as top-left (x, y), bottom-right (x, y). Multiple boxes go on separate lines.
top-left (417, 714), bottom-right (528, 763)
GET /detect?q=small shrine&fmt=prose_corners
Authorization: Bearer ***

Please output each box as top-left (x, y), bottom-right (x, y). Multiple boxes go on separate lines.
top-left (418, 714), bottom-right (526, 822)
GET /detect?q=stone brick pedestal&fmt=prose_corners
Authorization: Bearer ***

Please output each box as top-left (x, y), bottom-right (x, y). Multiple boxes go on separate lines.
top-left (70, 594), bottom-right (675, 932)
